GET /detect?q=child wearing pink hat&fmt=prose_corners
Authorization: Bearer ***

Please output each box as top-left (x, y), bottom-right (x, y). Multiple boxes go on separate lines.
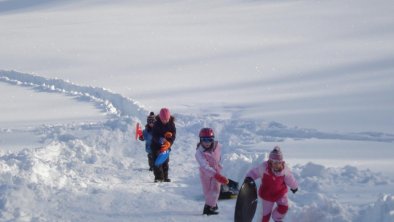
top-left (151, 107), bottom-right (176, 182)
top-left (244, 146), bottom-right (298, 222)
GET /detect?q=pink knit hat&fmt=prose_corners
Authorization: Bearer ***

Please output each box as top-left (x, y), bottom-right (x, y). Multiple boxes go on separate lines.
top-left (269, 146), bottom-right (283, 161)
top-left (159, 108), bottom-right (171, 122)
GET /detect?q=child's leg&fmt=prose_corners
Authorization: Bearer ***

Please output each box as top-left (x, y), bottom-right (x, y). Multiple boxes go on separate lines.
top-left (152, 152), bottom-right (163, 180)
top-left (272, 195), bottom-right (289, 222)
top-left (200, 173), bottom-right (220, 207)
top-left (200, 173), bottom-right (210, 202)
top-left (206, 177), bottom-right (220, 207)
top-left (147, 153), bottom-right (153, 170)
top-left (261, 199), bottom-right (275, 222)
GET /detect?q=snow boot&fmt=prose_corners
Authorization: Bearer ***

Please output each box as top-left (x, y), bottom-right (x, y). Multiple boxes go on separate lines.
top-left (154, 178), bottom-right (163, 183)
top-left (203, 204), bottom-right (218, 215)
top-left (163, 171), bottom-right (170, 182)
top-left (212, 204), bottom-right (218, 211)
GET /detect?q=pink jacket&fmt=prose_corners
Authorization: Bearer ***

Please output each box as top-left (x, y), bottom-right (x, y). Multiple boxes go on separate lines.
top-left (247, 161), bottom-right (298, 202)
top-left (195, 141), bottom-right (222, 177)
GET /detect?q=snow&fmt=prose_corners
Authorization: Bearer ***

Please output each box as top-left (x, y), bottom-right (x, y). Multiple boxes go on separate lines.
top-left (1, 0), bottom-right (394, 221)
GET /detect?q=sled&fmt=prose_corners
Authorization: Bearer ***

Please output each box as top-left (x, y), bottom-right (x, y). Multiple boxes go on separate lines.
top-left (219, 179), bottom-right (239, 199)
top-left (135, 123), bottom-right (143, 140)
top-left (234, 179), bottom-right (258, 222)
top-left (154, 150), bottom-right (170, 166)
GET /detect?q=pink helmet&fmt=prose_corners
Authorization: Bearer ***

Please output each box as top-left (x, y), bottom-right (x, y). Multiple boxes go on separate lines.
top-left (159, 108), bottom-right (171, 122)
top-left (269, 146), bottom-right (283, 161)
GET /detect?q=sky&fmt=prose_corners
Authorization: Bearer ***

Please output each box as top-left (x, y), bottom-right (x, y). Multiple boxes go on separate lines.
top-left (0, 0), bottom-right (394, 221)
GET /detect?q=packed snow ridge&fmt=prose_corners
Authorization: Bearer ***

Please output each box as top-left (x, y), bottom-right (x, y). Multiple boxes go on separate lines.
top-left (1, 71), bottom-right (393, 143)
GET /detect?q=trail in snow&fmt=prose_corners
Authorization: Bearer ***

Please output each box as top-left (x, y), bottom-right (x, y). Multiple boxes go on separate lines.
top-left (0, 71), bottom-right (393, 222)
top-left (2, 70), bottom-right (394, 143)
top-left (0, 70), bottom-right (146, 121)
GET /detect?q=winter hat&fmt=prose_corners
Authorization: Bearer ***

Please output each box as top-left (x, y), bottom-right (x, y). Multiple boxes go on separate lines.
top-left (147, 112), bottom-right (155, 124)
top-left (159, 108), bottom-right (171, 122)
top-left (269, 146), bottom-right (283, 161)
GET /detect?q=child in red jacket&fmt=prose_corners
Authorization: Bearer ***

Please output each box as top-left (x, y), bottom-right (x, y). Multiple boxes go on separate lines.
top-left (244, 146), bottom-right (298, 222)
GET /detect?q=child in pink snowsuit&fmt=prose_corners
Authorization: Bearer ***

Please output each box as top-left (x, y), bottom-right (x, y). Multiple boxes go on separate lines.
top-left (195, 128), bottom-right (229, 215)
top-left (245, 146), bottom-right (298, 222)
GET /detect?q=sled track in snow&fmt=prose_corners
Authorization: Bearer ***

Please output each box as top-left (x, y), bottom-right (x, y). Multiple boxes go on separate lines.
top-left (1, 70), bottom-right (394, 143)
top-left (0, 70), bottom-right (147, 121)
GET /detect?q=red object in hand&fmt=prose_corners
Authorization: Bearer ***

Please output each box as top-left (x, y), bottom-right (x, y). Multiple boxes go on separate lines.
top-left (214, 173), bottom-right (229, 185)
top-left (160, 141), bottom-right (171, 152)
top-left (135, 123), bottom-right (143, 140)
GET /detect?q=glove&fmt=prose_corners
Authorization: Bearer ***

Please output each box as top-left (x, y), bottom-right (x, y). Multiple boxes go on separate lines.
top-left (291, 188), bottom-right (298, 194)
top-left (214, 173), bottom-right (229, 185)
top-left (164, 131), bottom-right (173, 139)
top-left (159, 137), bottom-right (167, 145)
top-left (138, 135), bottom-right (144, 141)
top-left (160, 141), bottom-right (171, 152)
top-left (244, 177), bottom-right (255, 185)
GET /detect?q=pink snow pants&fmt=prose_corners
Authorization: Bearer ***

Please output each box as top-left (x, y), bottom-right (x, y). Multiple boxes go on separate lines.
top-left (261, 195), bottom-right (289, 222)
top-left (200, 173), bottom-right (220, 207)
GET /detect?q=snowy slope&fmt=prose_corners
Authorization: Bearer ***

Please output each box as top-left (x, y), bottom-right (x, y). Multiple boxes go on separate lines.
top-left (1, 72), bottom-right (393, 222)
top-left (1, 0), bottom-right (394, 133)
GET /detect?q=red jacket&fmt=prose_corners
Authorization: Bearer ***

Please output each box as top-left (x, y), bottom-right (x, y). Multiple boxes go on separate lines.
top-left (246, 161), bottom-right (298, 202)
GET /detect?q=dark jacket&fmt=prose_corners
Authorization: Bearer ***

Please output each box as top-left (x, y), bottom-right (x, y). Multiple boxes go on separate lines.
top-left (150, 116), bottom-right (176, 153)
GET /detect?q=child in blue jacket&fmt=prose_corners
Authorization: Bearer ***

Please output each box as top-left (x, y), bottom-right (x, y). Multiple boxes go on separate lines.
top-left (139, 112), bottom-right (156, 171)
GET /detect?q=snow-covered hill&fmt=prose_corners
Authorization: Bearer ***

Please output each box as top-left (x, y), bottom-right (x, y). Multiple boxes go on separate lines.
top-left (1, 72), bottom-right (393, 222)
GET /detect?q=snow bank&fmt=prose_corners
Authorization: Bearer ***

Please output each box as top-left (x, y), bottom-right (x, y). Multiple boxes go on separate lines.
top-left (295, 162), bottom-right (390, 192)
top-left (3, 120), bottom-right (393, 221)
top-left (0, 122), bottom-right (141, 221)
top-left (356, 194), bottom-right (394, 222)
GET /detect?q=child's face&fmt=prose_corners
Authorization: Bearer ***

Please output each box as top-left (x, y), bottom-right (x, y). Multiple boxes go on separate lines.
top-left (147, 120), bottom-right (155, 127)
top-left (200, 137), bottom-right (213, 149)
top-left (201, 141), bottom-right (211, 149)
top-left (271, 160), bottom-right (284, 172)
top-left (160, 118), bottom-right (169, 124)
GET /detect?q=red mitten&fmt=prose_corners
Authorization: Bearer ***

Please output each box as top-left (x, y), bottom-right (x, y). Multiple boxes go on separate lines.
top-left (164, 131), bottom-right (173, 139)
top-left (160, 141), bottom-right (171, 152)
top-left (214, 173), bottom-right (229, 185)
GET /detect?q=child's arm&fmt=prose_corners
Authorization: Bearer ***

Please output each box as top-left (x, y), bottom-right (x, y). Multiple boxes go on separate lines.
top-left (284, 167), bottom-right (298, 192)
top-left (246, 162), bottom-right (266, 180)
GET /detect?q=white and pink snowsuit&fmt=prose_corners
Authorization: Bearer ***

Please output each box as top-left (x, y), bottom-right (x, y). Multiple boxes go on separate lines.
top-left (195, 141), bottom-right (222, 207)
top-left (246, 161), bottom-right (298, 222)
